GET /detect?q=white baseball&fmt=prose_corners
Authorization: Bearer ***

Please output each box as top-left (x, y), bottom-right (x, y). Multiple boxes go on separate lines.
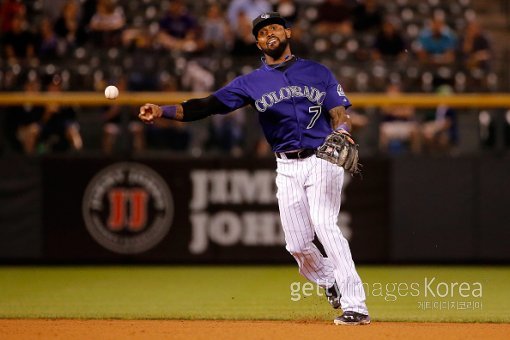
top-left (104, 85), bottom-right (119, 100)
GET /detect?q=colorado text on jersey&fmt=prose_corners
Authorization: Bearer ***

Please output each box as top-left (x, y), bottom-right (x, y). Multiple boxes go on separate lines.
top-left (254, 85), bottom-right (326, 112)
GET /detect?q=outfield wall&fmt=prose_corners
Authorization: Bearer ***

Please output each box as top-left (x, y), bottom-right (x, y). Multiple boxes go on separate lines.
top-left (0, 155), bottom-right (508, 264)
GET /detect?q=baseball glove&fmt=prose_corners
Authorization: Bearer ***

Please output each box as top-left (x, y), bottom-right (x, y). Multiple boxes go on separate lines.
top-left (316, 130), bottom-right (361, 175)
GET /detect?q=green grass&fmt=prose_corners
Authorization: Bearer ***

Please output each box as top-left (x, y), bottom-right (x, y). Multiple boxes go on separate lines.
top-left (0, 266), bottom-right (508, 322)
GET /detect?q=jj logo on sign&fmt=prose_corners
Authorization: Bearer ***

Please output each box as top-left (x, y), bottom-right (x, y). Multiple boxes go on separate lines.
top-left (82, 163), bottom-right (173, 254)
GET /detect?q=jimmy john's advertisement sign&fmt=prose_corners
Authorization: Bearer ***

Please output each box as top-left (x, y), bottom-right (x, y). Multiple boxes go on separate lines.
top-left (42, 157), bottom-right (388, 263)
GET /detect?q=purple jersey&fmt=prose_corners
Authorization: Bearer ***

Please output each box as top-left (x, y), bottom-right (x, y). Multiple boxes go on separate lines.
top-left (213, 58), bottom-right (351, 153)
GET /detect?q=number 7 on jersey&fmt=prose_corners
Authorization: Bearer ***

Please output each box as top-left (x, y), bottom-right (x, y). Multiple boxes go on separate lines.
top-left (306, 106), bottom-right (322, 129)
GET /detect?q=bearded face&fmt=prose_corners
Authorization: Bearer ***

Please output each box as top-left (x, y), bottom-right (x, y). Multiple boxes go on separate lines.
top-left (256, 24), bottom-right (291, 60)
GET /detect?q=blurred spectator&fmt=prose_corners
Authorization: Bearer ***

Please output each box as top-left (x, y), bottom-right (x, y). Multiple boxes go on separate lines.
top-left (227, 0), bottom-right (271, 31)
top-left (42, 0), bottom-right (76, 21)
top-left (157, 0), bottom-right (203, 53)
top-left (231, 11), bottom-right (258, 56)
top-left (37, 74), bottom-right (83, 153)
top-left (145, 75), bottom-right (191, 152)
top-left (4, 74), bottom-right (44, 154)
top-left (125, 30), bottom-right (160, 91)
top-left (416, 15), bottom-right (457, 65)
top-left (1, 14), bottom-right (35, 64)
top-left (255, 136), bottom-right (272, 157)
top-left (1, 66), bottom-right (19, 90)
top-left (272, 0), bottom-right (299, 25)
top-left (202, 4), bottom-right (232, 51)
top-left (158, 0), bottom-right (196, 39)
top-left (146, 119), bottom-right (191, 152)
top-left (378, 82), bottom-right (420, 155)
top-left (372, 19), bottom-right (408, 61)
top-left (287, 23), bottom-right (308, 57)
top-left (349, 110), bottom-right (370, 133)
top-left (205, 110), bottom-right (246, 157)
top-left (54, 0), bottom-right (87, 48)
top-left (353, 0), bottom-right (384, 33)
top-left (478, 110), bottom-right (496, 150)
top-left (315, 0), bottom-right (355, 35)
top-left (459, 20), bottom-right (491, 72)
top-left (505, 111), bottom-right (510, 150)
top-left (36, 17), bottom-right (60, 62)
top-left (102, 78), bottom-right (144, 154)
top-left (420, 85), bottom-right (458, 154)
top-left (0, 0), bottom-right (26, 33)
top-left (181, 60), bottom-right (215, 92)
top-left (180, 63), bottom-right (246, 156)
top-left (89, 0), bottom-right (125, 47)
top-left (79, 0), bottom-right (97, 29)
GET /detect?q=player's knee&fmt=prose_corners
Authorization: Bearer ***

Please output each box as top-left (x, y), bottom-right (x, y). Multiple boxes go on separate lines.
top-left (313, 220), bottom-right (341, 232)
top-left (286, 243), bottom-right (313, 257)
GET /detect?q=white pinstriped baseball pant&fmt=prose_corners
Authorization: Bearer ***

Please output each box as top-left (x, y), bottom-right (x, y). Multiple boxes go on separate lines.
top-left (276, 154), bottom-right (368, 315)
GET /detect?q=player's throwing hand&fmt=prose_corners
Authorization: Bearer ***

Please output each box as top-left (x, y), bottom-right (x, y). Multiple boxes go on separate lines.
top-left (138, 103), bottom-right (162, 124)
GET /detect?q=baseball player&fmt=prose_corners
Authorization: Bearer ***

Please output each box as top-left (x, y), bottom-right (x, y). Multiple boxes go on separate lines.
top-left (138, 12), bottom-right (370, 325)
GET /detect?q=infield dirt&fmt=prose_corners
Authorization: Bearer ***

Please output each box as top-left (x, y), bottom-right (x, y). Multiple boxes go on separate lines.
top-left (0, 320), bottom-right (509, 340)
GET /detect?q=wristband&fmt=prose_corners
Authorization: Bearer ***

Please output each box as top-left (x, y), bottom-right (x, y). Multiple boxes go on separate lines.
top-left (162, 105), bottom-right (177, 119)
top-left (336, 123), bottom-right (350, 133)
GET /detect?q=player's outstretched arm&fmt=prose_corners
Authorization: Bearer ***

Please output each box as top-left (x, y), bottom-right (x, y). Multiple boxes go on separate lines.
top-left (138, 95), bottom-right (232, 124)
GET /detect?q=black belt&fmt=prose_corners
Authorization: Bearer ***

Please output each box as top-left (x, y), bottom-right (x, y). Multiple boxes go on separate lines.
top-left (275, 149), bottom-right (316, 159)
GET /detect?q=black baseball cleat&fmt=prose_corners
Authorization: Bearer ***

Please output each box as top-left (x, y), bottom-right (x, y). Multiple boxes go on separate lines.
top-left (325, 282), bottom-right (341, 309)
top-left (333, 311), bottom-right (371, 325)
